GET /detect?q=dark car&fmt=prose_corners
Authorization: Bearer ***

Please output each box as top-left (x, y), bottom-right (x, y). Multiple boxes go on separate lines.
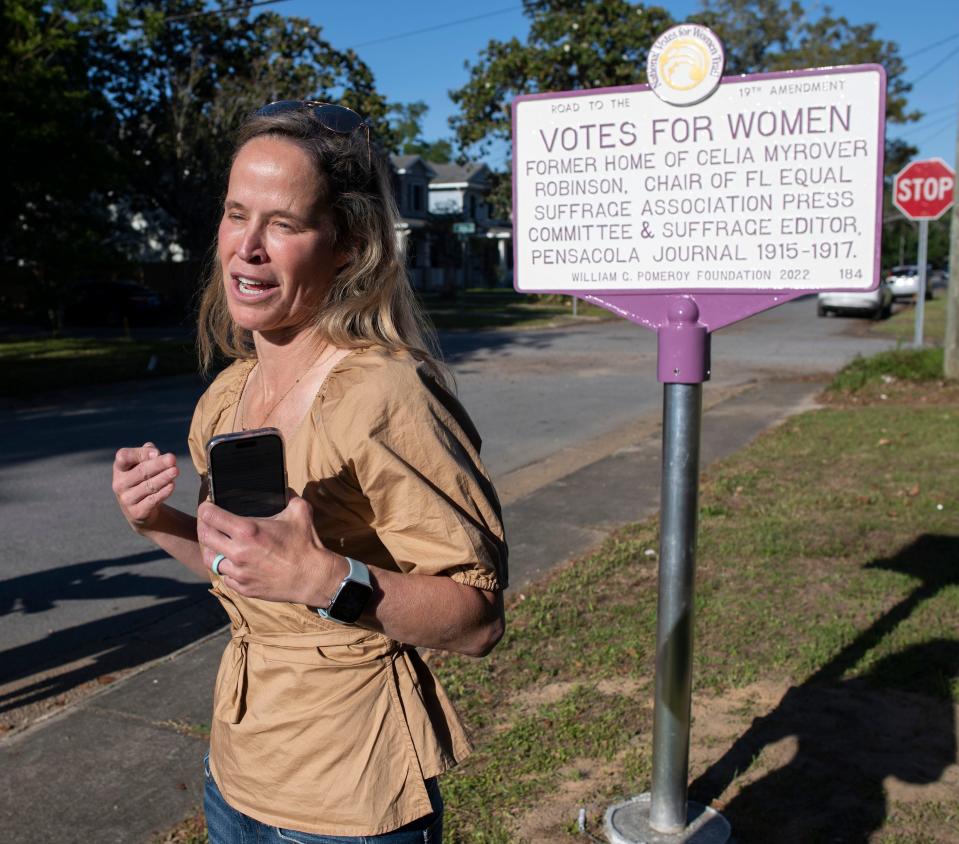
top-left (64, 280), bottom-right (163, 326)
top-left (929, 265), bottom-right (949, 291)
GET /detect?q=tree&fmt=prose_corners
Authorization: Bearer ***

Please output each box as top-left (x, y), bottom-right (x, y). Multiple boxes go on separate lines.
top-left (388, 101), bottom-right (453, 163)
top-left (104, 0), bottom-right (395, 260)
top-left (693, 0), bottom-right (920, 176)
top-left (0, 0), bottom-right (121, 321)
top-left (450, 0), bottom-right (674, 158)
top-left (450, 0), bottom-right (920, 216)
top-left (449, 0), bottom-right (673, 217)
top-left (690, 0), bottom-right (792, 75)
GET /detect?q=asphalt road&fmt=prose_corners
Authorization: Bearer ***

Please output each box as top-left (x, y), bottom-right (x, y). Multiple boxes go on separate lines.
top-left (0, 298), bottom-right (894, 724)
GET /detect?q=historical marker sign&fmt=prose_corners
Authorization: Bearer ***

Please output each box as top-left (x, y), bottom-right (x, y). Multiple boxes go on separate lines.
top-left (512, 64), bottom-right (886, 295)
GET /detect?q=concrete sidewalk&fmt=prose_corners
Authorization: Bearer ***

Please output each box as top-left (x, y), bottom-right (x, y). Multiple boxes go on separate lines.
top-left (0, 376), bottom-right (824, 843)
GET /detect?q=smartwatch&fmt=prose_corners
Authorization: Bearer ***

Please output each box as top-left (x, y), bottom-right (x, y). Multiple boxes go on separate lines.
top-left (317, 557), bottom-right (373, 624)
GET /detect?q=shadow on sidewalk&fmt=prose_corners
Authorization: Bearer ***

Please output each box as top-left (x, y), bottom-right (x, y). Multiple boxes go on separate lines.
top-left (690, 534), bottom-right (959, 843)
top-left (0, 549), bottom-right (225, 714)
top-left (0, 389), bottom-right (200, 469)
top-left (439, 326), bottom-right (574, 364)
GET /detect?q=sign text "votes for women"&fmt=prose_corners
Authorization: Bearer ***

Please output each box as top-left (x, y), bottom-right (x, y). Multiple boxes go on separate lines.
top-left (511, 65), bottom-right (885, 293)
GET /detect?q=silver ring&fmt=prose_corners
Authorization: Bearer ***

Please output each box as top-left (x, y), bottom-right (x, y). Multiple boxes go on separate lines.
top-left (211, 553), bottom-right (226, 576)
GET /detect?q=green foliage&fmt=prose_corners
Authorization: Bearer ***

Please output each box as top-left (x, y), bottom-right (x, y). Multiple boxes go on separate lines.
top-left (0, 337), bottom-right (197, 396)
top-left (0, 0), bottom-right (120, 312)
top-left (828, 347), bottom-right (946, 393)
top-left (870, 297), bottom-right (949, 346)
top-left (1, 0), bottom-right (397, 324)
top-left (104, 0), bottom-right (393, 259)
top-left (450, 0), bottom-right (674, 155)
top-left (694, 0), bottom-right (917, 126)
top-left (388, 100), bottom-right (453, 163)
top-left (450, 0), bottom-right (920, 214)
top-left (692, 0), bottom-right (791, 74)
top-left (882, 215), bottom-right (952, 271)
top-left (695, 1), bottom-right (920, 182)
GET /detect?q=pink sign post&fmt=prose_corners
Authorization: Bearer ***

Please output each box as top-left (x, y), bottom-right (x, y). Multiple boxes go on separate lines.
top-left (511, 34), bottom-right (886, 842)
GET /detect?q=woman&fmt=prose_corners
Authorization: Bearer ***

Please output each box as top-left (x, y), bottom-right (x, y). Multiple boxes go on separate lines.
top-left (111, 101), bottom-right (507, 842)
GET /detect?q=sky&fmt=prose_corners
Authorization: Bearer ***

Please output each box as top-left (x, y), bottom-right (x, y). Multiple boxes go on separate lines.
top-left (271, 0), bottom-right (959, 171)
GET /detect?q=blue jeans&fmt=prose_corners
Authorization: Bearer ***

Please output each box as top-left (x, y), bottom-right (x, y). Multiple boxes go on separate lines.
top-left (203, 755), bottom-right (444, 843)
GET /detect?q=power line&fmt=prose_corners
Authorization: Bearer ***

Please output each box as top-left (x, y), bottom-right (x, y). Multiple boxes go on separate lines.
top-left (907, 44), bottom-right (959, 86)
top-left (916, 103), bottom-right (958, 117)
top-left (901, 31), bottom-right (959, 60)
top-left (165, 0), bottom-right (292, 23)
top-left (347, 5), bottom-right (521, 50)
top-left (914, 120), bottom-right (958, 147)
top-left (898, 111), bottom-right (958, 136)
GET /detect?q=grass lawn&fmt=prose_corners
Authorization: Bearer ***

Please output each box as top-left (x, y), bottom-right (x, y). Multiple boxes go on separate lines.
top-left (157, 350), bottom-right (959, 843)
top-left (421, 289), bottom-right (609, 331)
top-left (1, 290), bottom-right (609, 397)
top-left (0, 337), bottom-right (198, 397)
top-left (870, 296), bottom-right (948, 345)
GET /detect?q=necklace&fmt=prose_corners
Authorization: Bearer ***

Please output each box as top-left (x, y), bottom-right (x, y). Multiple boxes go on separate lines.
top-left (239, 344), bottom-right (333, 431)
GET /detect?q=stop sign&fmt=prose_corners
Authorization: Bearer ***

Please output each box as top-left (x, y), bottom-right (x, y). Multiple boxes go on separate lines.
top-left (893, 158), bottom-right (955, 220)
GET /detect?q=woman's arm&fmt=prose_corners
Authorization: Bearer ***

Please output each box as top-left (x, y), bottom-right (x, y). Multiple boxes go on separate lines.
top-left (137, 504), bottom-right (208, 580)
top-left (113, 443), bottom-right (209, 580)
top-left (360, 566), bottom-right (504, 657)
top-left (196, 496), bottom-right (504, 656)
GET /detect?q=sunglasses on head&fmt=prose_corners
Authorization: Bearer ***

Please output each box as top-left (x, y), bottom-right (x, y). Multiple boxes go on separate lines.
top-left (255, 100), bottom-right (372, 165)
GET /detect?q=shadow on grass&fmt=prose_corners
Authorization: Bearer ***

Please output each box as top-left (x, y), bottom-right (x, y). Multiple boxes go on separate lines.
top-left (690, 534), bottom-right (959, 844)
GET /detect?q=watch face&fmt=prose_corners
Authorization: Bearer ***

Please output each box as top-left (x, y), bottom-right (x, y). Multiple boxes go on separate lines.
top-left (328, 579), bottom-right (371, 623)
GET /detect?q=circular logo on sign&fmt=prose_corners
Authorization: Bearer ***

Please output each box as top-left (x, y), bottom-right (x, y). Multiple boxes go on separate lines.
top-left (647, 24), bottom-right (725, 106)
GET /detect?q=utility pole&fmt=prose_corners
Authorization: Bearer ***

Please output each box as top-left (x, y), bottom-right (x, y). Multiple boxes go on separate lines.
top-left (946, 115), bottom-right (959, 378)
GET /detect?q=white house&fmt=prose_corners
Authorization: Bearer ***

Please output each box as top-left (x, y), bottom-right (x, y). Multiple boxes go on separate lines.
top-left (390, 156), bottom-right (512, 290)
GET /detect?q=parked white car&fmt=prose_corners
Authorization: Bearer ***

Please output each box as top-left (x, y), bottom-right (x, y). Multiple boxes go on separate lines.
top-left (817, 279), bottom-right (893, 319)
top-left (886, 265), bottom-right (934, 301)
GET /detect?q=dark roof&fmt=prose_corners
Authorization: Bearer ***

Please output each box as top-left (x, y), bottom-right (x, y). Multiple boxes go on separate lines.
top-left (428, 162), bottom-right (489, 186)
top-left (390, 155), bottom-right (436, 177)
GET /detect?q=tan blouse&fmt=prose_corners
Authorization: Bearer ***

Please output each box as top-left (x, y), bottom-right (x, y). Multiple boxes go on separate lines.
top-left (187, 347), bottom-right (508, 836)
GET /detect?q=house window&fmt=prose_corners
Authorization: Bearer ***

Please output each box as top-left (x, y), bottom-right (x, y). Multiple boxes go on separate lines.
top-left (411, 184), bottom-right (424, 212)
top-left (391, 173), bottom-right (401, 208)
top-left (469, 194), bottom-right (477, 219)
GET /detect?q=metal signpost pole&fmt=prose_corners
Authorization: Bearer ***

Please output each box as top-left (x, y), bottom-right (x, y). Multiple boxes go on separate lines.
top-left (914, 220), bottom-right (929, 348)
top-left (649, 380), bottom-right (702, 832)
top-left (605, 300), bottom-right (729, 843)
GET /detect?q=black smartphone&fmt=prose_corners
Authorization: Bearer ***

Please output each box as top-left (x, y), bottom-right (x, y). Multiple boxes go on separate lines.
top-left (207, 428), bottom-right (287, 517)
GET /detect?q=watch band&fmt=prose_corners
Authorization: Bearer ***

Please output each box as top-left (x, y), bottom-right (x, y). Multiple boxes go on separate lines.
top-left (317, 557), bottom-right (372, 624)
top-left (344, 556), bottom-right (371, 587)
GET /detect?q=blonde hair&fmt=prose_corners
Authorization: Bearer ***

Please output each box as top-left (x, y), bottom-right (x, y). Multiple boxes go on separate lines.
top-left (196, 107), bottom-right (446, 383)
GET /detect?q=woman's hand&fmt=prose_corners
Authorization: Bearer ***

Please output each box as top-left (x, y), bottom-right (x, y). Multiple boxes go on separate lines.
top-left (197, 493), bottom-right (341, 605)
top-left (113, 442), bottom-right (180, 532)
top-left (197, 494), bottom-right (504, 656)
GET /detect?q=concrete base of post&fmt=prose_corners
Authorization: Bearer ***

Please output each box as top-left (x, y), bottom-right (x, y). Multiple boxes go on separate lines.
top-left (605, 794), bottom-right (731, 844)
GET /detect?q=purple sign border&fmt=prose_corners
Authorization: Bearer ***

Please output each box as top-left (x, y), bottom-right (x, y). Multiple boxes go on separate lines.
top-left (510, 64), bottom-right (887, 339)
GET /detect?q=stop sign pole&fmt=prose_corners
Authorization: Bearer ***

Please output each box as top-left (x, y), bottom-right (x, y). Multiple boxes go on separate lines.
top-left (892, 158), bottom-right (957, 347)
